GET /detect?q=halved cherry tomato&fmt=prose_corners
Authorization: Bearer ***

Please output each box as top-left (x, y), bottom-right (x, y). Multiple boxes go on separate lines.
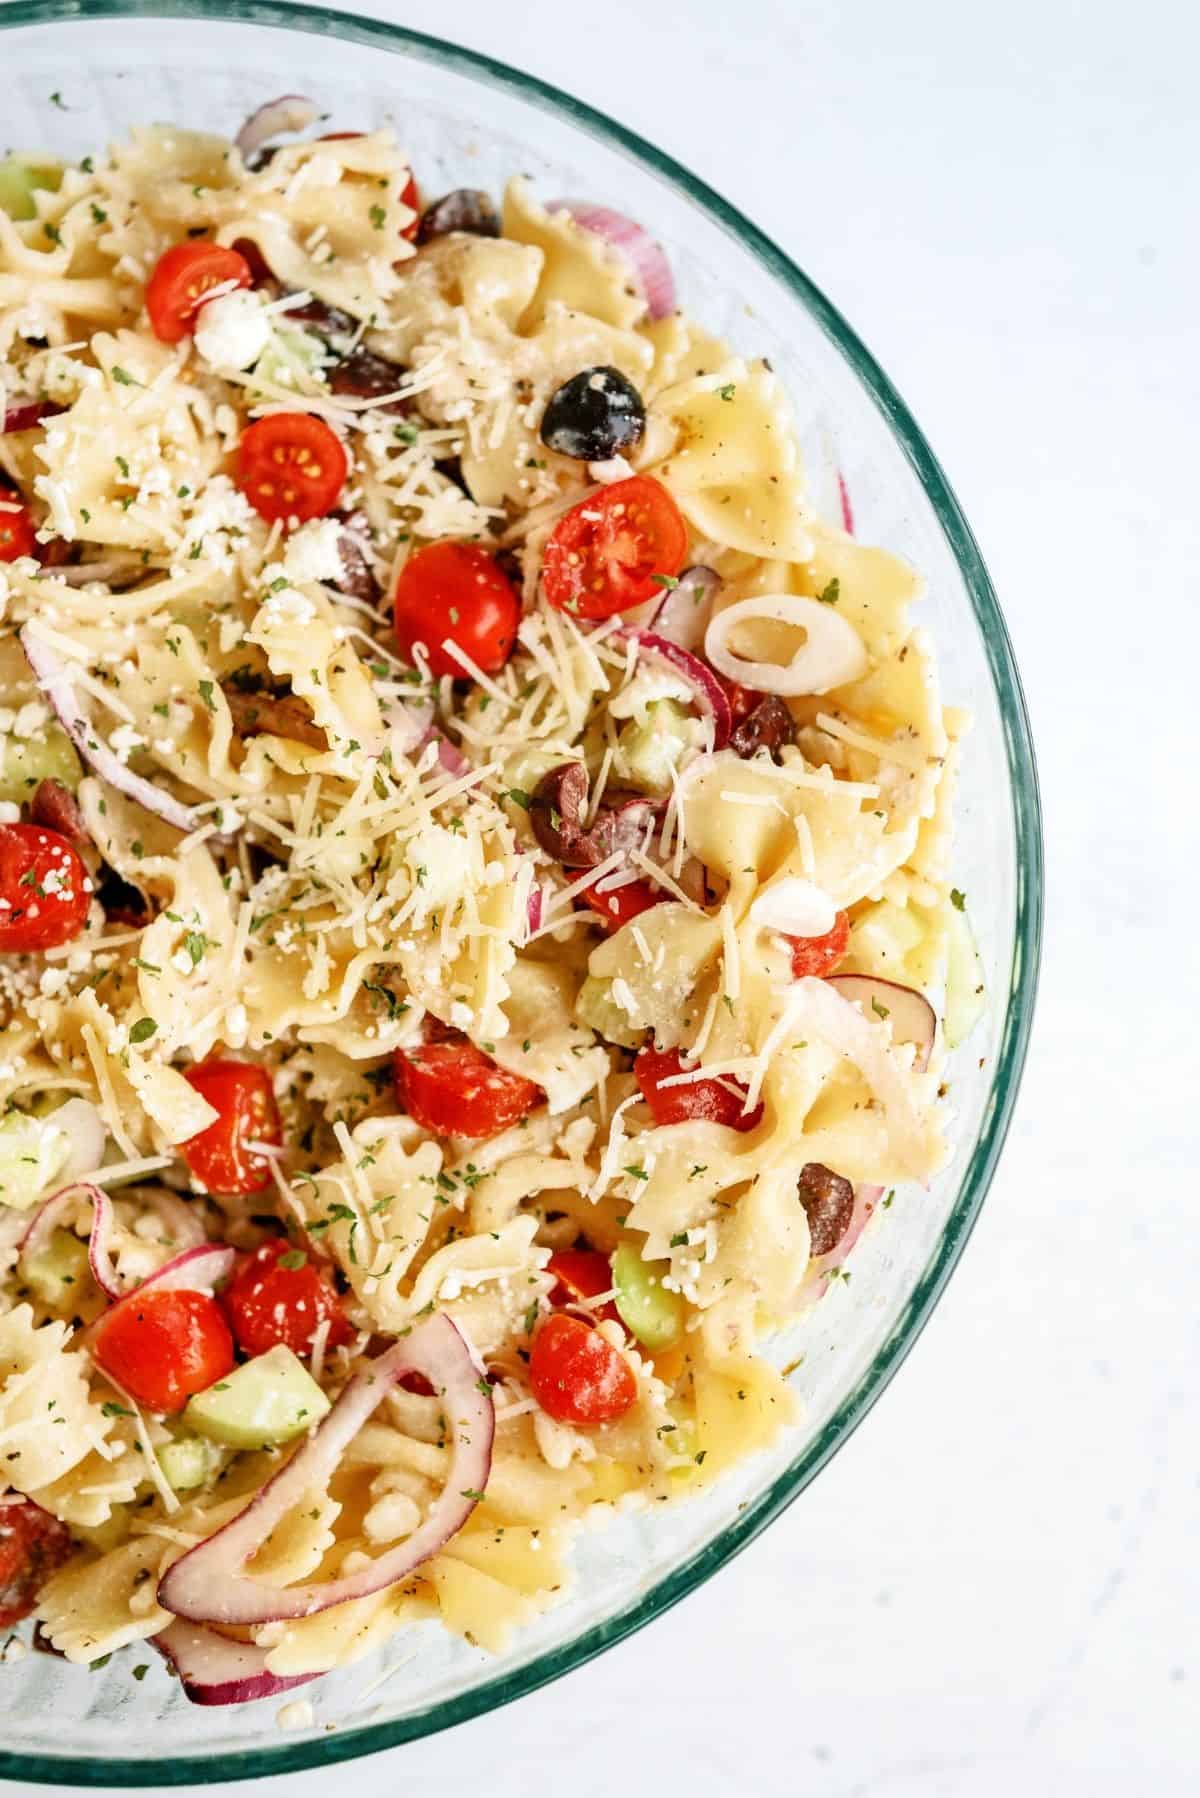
top-left (181, 1060), bottom-right (281, 1196)
top-left (787, 910), bottom-right (851, 979)
top-left (578, 877), bottom-right (661, 933)
top-left (93, 1287), bottom-right (234, 1414)
top-left (0, 499), bottom-right (37, 563)
top-left (222, 1238), bottom-right (354, 1358)
top-left (0, 824), bottom-right (90, 952)
top-left (541, 475), bottom-right (688, 620)
top-left (0, 1500), bottom-right (73, 1628)
top-left (529, 1312), bottom-right (637, 1425)
top-left (547, 1248), bottom-right (619, 1323)
top-left (237, 413), bottom-right (348, 525)
top-left (394, 1036), bottom-right (543, 1139)
top-left (634, 1043), bottom-right (763, 1132)
top-left (393, 541), bottom-right (520, 677)
top-left (145, 241), bottom-right (252, 344)
top-left (716, 673), bottom-right (762, 728)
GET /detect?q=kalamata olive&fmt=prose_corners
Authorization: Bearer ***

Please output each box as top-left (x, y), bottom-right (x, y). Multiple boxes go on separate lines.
top-left (222, 684), bottom-right (328, 750)
top-left (283, 293), bottom-right (358, 343)
top-left (30, 779), bottom-right (89, 849)
top-left (797, 1162), bottom-right (855, 1257)
top-left (730, 695), bottom-right (797, 761)
top-left (328, 345), bottom-right (409, 405)
top-left (539, 366), bottom-right (646, 462)
top-left (96, 866), bottom-right (154, 928)
top-left (529, 761), bottom-right (659, 868)
top-left (332, 511), bottom-right (381, 605)
top-left (417, 189), bottom-right (501, 244)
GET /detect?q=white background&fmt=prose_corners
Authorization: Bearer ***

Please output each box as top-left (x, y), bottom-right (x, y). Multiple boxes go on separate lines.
top-left (8, 0), bottom-right (1197, 1793)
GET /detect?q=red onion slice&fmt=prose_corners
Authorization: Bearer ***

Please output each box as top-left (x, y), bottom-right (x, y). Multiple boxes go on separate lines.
top-left (20, 624), bottom-right (201, 833)
top-left (649, 565), bottom-right (720, 652)
top-left (825, 974), bottom-right (936, 1071)
top-left (837, 471), bottom-right (855, 536)
top-left (549, 202), bottom-right (676, 320)
top-left (3, 401), bottom-right (61, 434)
top-left (234, 96), bottom-right (320, 162)
top-left (152, 1619), bottom-right (316, 1708)
top-left (19, 1182), bottom-right (122, 1300)
top-left (158, 1314), bottom-right (493, 1627)
top-left (613, 627), bottom-right (732, 750)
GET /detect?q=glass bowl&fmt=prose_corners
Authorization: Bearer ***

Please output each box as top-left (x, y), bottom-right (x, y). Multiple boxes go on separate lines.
top-left (0, 2), bottom-right (1042, 1782)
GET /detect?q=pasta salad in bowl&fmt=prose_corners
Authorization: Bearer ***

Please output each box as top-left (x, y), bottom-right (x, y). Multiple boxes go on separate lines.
top-left (0, 6), bottom-right (1040, 1781)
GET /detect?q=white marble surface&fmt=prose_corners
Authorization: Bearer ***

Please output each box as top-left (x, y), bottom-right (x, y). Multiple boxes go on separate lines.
top-left (7, 0), bottom-right (1196, 1791)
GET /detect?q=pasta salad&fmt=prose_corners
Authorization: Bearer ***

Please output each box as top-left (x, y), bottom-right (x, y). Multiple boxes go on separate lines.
top-left (0, 99), bottom-right (983, 1706)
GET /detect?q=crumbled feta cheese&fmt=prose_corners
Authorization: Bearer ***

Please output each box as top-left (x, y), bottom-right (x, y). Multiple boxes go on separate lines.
top-left (282, 518), bottom-right (344, 586)
top-left (194, 289), bottom-right (273, 372)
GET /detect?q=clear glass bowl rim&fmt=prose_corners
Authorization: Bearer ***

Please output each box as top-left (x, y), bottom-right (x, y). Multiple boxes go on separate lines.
top-left (0, 0), bottom-right (1043, 1782)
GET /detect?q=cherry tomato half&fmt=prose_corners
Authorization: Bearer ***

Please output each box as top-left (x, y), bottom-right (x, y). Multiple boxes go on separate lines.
top-left (393, 541), bottom-right (520, 678)
top-left (0, 500), bottom-right (37, 563)
top-left (787, 910), bottom-right (850, 979)
top-left (0, 824), bottom-right (90, 953)
top-left (145, 241), bottom-right (252, 344)
top-left (237, 413), bottom-right (348, 525)
top-left (529, 1312), bottom-right (637, 1425)
top-left (541, 475), bottom-right (688, 621)
top-left (393, 1037), bottom-right (543, 1139)
top-left (634, 1043), bottom-right (763, 1132)
top-left (223, 1238), bottom-right (355, 1358)
top-left (0, 1500), bottom-right (73, 1628)
top-left (93, 1287), bottom-right (234, 1414)
top-left (578, 876), bottom-right (661, 933)
top-left (181, 1060), bottom-right (281, 1196)
top-left (547, 1248), bottom-right (619, 1323)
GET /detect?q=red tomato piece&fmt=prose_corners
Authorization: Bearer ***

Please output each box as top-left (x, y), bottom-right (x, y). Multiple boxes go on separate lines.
top-left (181, 1060), bottom-right (281, 1196)
top-left (541, 475), bottom-right (688, 620)
top-left (529, 1312), bottom-right (637, 1425)
top-left (547, 1248), bottom-right (619, 1323)
top-left (0, 1500), bottom-right (73, 1628)
top-left (237, 413), bottom-right (348, 525)
top-left (222, 1238), bottom-right (354, 1358)
top-left (0, 499), bottom-right (37, 563)
top-left (145, 241), bottom-right (252, 344)
top-left (578, 876), bottom-right (661, 933)
top-left (0, 824), bottom-right (90, 952)
top-left (93, 1288), bottom-right (234, 1414)
top-left (393, 541), bottom-right (520, 678)
top-left (787, 910), bottom-right (851, 979)
top-left (716, 673), bottom-right (762, 728)
top-left (634, 1043), bottom-right (763, 1132)
top-left (393, 1037), bottom-right (543, 1139)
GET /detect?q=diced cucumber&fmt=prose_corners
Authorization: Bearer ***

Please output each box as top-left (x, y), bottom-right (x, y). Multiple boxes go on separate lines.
top-left (575, 974), bottom-right (644, 1050)
top-left (158, 1437), bottom-right (215, 1491)
top-left (21, 1226), bottom-right (89, 1306)
top-left (251, 326), bottom-right (328, 394)
top-left (0, 157), bottom-right (62, 222)
top-left (0, 724), bottom-right (82, 805)
top-left (184, 1345), bottom-right (331, 1450)
top-left (612, 1242), bottom-right (685, 1349)
top-left (0, 1108), bottom-right (73, 1211)
top-left (615, 700), bottom-right (697, 796)
top-left (943, 900), bottom-right (985, 1049)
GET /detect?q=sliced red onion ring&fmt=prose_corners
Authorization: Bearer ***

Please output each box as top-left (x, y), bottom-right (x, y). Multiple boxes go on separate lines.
top-left (549, 202), bottom-right (676, 320)
top-left (234, 95), bottom-right (320, 162)
top-left (158, 1314), bottom-right (493, 1627)
top-left (20, 624), bottom-right (200, 833)
top-left (431, 730), bottom-right (470, 777)
top-left (614, 627), bottom-right (732, 750)
top-left (19, 1182), bottom-right (122, 1300)
top-left (825, 974), bottom-right (936, 1071)
top-left (2, 401), bottom-right (61, 434)
top-left (649, 565), bottom-right (720, 652)
top-left (837, 470), bottom-right (855, 536)
top-left (152, 1619), bottom-right (316, 1708)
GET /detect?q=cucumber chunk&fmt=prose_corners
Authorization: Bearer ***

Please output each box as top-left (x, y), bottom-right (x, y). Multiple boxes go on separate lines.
top-left (0, 157), bottom-right (62, 222)
top-left (0, 724), bottom-right (82, 806)
top-left (612, 1242), bottom-right (685, 1349)
top-left (575, 974), bottom-right (644, 1050)
top-left (21, 1226), bottom-right (88, 1307)
top-left (184, 1345), bottom-right (331, 1450)
top-left (158, 1437), bottom-right (215, 1491)
top-left (616, 700), bottom-right (697, 796)
top-left (943, 900), bottom-right (985, 1050)
top-left (0, 1109), bottom-right (73, 1211)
